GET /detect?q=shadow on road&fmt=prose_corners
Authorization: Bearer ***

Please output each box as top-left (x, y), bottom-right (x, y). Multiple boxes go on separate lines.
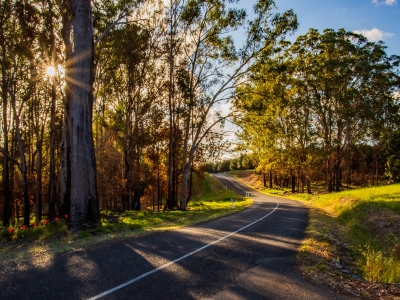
top-left (0, 175), bottom-right (353, 300)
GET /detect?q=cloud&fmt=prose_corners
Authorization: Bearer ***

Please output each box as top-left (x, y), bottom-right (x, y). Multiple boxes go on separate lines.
top-left (372, 0), bottom-right (397, 5)
top-left (353, 28), bottom-right (395, 42)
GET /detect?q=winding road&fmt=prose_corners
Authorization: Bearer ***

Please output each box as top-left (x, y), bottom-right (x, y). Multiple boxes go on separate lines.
top-left (0, 174), bottom-right (352, 299)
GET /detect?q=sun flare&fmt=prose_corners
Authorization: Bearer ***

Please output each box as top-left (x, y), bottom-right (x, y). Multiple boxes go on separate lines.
top-left (46, 66), bottom-right (56, 77)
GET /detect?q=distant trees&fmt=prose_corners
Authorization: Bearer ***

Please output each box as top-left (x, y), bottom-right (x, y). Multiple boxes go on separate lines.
top-left (234, 28), bottom-right (400, 192)
top-left (0, 0), bottom-right (298, 227)
top-left (3, 0), bottom-right (397, 230)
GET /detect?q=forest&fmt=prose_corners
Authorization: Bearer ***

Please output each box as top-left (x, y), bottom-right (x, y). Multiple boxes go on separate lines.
top-left (0, 0), bottom-right (399, 231)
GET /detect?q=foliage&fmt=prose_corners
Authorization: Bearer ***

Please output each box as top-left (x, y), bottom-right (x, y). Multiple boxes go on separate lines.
top-left (1, 0), bottom-right (287, 225)
top-left (234, 28), bottom-right (400, 193)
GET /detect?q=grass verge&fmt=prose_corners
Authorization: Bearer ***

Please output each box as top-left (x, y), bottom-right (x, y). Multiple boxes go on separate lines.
top-left (230, 170), bottom-right (400, 298)
top-left (0, 173), bottom-right (252, 270)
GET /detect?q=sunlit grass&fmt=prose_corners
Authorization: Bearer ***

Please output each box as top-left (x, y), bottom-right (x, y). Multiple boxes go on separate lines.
top-left (0, 173), bottom-right (253, 266)
top-left (224, 171), bottom-right (400, 283)
top-left (98, 174), bottom-right (252, 235)
top-left (301, 184), bottom-right (400, 215)
top-left (289, 184), bottom-right (400, 283)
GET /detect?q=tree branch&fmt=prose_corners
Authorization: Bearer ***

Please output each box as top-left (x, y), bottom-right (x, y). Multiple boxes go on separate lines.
top-left (0, 147), bottom-right (21, 171)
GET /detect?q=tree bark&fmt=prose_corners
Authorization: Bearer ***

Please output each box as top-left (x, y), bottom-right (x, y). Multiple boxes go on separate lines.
top-left (47, 0), bottom-right (57, 219)
top-left (67, 0), bottom-right (100, 230)
top-left (269, 170), bottom-right (273, 188)
top-left (10, 88), bottom-right (30, 225)
top-left (291, 173), bottom-right (296, 193)
top-left (59, 0), bottom-right (72, 218)
top-left (167, 11), bottom-right (174, 210)
top-left (1, 46), bottom-right (11, 226)
top-left (34, 119), bottom-right (44, 223)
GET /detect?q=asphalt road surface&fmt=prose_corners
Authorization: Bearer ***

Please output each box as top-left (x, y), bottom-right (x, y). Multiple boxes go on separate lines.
top-left (0, 174), bottom-right (353, 300)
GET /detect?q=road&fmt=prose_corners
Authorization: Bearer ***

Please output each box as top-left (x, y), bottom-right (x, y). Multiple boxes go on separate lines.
top-left (0, 174), bottom-right (352, 299)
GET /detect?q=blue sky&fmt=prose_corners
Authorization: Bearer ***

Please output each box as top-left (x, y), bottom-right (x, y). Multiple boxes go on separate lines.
top-left (237, 0), bottom-right (399, 56)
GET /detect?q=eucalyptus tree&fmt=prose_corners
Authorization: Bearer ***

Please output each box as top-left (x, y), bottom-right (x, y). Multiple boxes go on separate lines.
top-left (58, 0), bottom-right (100, 230)
top-left (57, 0), bottom-right (148, 228)
top-left (45, 0), bottom-right (62, 219)
top-left (0, 1), bottom-right (16, 225)
top-left (5, 1), bottom-right (43, 225)
top-left (31, 0), bottom-right (64, 222)
top-left (177, 0), bottom-right (298, 209)
top-left (1, 0), bottom-right (57, 225)
top-left (289, 29), bottom-right (400, 191)
top-left (235, 28), bottom-right (400, 192)
top-left (92, 0), bottom-right (167, 211)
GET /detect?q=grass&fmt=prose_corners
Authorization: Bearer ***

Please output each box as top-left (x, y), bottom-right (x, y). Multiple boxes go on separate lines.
top-left (299, 185), bottom-right (400, 283)
top-left (0, 173), bottom-right (252, 267)
top-left (230, 169), bottom-right (400, 284)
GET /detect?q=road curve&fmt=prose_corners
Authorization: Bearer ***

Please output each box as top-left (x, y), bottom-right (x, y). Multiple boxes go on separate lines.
top-left (0, 174), bottom-right (353, 300)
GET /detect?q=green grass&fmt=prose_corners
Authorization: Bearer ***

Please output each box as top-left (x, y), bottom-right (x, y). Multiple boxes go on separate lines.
top-left (0, 173), bottom-right (253, 266)
top-left (288, 184), bottom-right (400, 283)
top-left (299, 184), bottom-right (400, 214)
top-left (97, 174), bottom-right (251, 234)
top-left (227, 170), bottom-right (400, 284)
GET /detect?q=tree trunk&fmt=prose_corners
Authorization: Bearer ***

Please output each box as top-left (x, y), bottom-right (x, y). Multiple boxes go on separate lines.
top-left (47, 0), bottom-right (57, 219)
top-left (187, 169), bottom-right (193, 205)
top-left (263, 172), bottom-right (267, 187)
top-left (10, 134), bottom-right (16, 225)
top-left (67, 0), bottom-right (99, 230)
top-left (167, 4), bottom-right (175, 210)
top-left (133, 185), bottom-right (141, 211)
top-left (59, 0), bottom-right (72, 218)
top-left (35, 138), bottom-right (43, 223)
top-left (2, 52), bottom-right (11, 226)
top-left (335, 145), bottom-right (342, 192)
top-left (11, 91), bottom-right (30, 225)
top-left (269, 170), bottom-right (273, 188)
top-left (157, 145), bottom-right (161, 212)
top-left (291, 173), bottom-right (296, 193)
top-left (180, 147), bottom-right (196, 210)
top-left (327, 159), bottom-right (333, 192)
top-left (180, 165), bottom-right (190, 210)
top-left (306, 176), bottom-right (312, 194)
top-left (48, 74), bottom-right (57, 218)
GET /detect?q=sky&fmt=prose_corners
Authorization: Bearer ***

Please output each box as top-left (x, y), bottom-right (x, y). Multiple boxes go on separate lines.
top-left (238, 0), bottom-right (399, 56)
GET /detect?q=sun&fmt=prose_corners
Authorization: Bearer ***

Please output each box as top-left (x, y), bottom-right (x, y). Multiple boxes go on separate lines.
top-left (46, 66), bottom-right (56, 77)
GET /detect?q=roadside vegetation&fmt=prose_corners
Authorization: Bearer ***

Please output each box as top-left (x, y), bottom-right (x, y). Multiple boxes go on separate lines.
top-left (229, 170), bottom-right (400, 299)
top-left (0, 174), bottom-right (252, 268)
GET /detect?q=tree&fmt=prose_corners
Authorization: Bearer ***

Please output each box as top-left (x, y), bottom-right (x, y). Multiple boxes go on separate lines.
top-left (63, 0), bottom-right (100, 230)
top-left (234, 28), bottom-right (400, 193)
top-left (178, 0), bottom-right (298, 209)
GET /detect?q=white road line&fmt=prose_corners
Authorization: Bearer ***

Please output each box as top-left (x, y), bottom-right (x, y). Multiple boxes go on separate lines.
top-left (87, 202), bottom-right (280, 300)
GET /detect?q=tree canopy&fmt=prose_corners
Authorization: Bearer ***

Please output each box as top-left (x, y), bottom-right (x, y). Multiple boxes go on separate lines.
top-left (234, 28), bottom-right (400, 193)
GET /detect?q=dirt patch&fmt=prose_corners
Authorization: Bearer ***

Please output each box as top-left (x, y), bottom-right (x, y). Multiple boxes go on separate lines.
top-left (232, 170), bottom-right (265, 190)
top-left (362, 208), bottom-right (400, 238)
top-left (302, 271), bottom-right (400, 299)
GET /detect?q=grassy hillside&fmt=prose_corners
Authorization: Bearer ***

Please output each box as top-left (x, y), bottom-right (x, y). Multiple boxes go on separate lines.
top-left (0, 174), bottom-right (252, 267)
top-left (230, 169), bottom-right (400, 296)
top-left (300, 185), bottom-right (400, 282)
